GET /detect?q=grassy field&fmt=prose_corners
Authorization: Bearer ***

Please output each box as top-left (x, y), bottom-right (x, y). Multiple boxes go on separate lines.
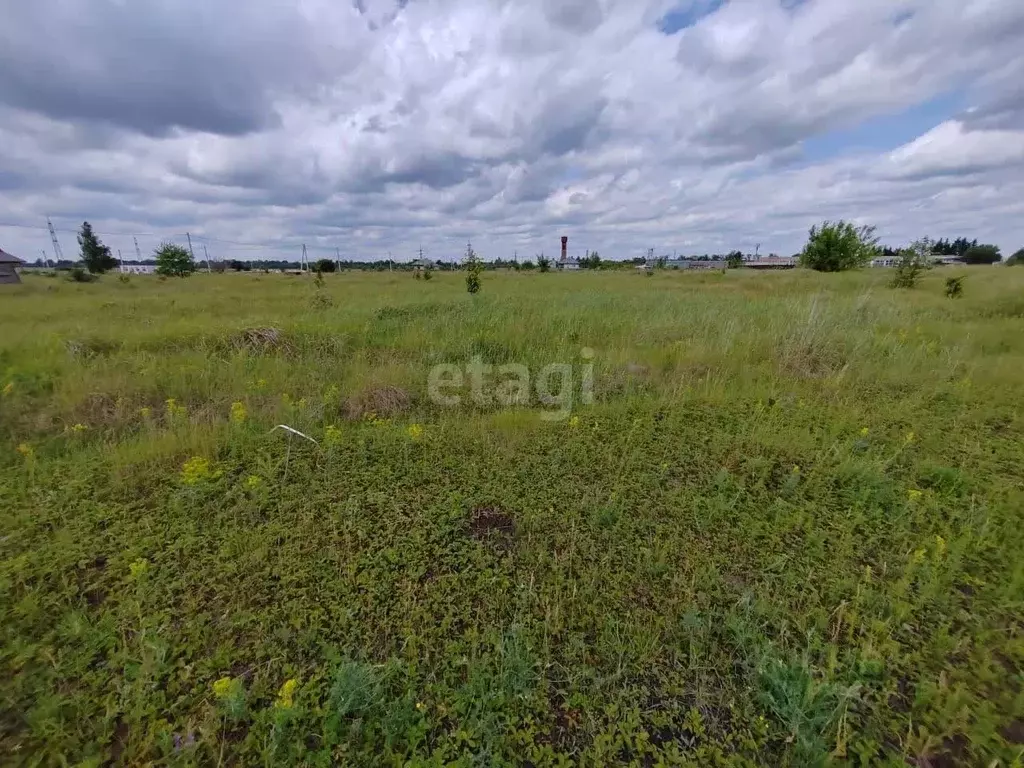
top-left (1, 267), bottom-right (1022, 766)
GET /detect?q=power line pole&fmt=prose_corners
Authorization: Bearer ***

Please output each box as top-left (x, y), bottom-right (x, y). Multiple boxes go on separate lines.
top-left (301, 244), bottom-right (308, 272)
top-left (133, 236), bottom-right (142, 262)
top-left (117, 249), bottom-right (123, 271)
top-left (186, 232), bottom-right (196, 269)
top-left (46, 218), bottom-right (64, 263)
top-left (388, 251), bottom-right (392, 272)
top-left (336, 247), bottom-right (341, 272)
top-left (203, 244), bottom-right (211, 273)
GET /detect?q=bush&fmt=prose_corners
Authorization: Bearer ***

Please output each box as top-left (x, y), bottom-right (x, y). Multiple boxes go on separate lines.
top-left (945, 276), bottom-right (965, 299)
top-left (422, 268), bottom-right (433, 281)
top-left (314, 259), bottom-right (337, 273)
top-left (726, 251), bottom-right (744, 269)
top-left (799, 221), bottom-right (878, 272)
top-left (890, 239), bottom-right (932, 289)
top-left (155, 243), bottom-right (197, 277)
top-left (537, 256), bottom-right (551, 273)
top-left (1004, 248), bottom-right (1024, 266)
top-left (465, 246), bottom-right (483, 294)
top-left (65, 266), bottom-right (98, 283)
top-left (962, 244), bottom-right (1001, 264)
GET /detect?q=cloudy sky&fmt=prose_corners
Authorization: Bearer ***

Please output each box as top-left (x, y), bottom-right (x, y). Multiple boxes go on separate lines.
top-left (2, 0), bottom-right (1023, 264)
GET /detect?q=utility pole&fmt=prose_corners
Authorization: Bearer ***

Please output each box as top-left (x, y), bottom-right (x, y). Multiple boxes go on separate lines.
top-left (133, 236), bottom-right (142, 262)
top-left (388, 251), bottom-right (392, 272)
top-left (41, 249), bottom-right (48, 267)
top-left (336, 247), bottom-right (341, 272)
top-left (46, 218), bottom-right (64, 263)
top-left (203, 244), bottom-right (211, 273)
top-left (186, 233), bottom-right (195, 269)
top-left (301, 244), bottom-right (308, 272)
top-left (117, 249), bottom-right (122, 268)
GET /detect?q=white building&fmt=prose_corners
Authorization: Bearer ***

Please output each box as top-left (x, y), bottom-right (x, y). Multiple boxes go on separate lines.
top-left (120, 264), bottom-right (158, 274)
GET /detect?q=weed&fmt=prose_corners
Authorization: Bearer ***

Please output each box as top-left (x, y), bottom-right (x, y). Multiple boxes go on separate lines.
top-left (945, 275), bottom-right (965, 298)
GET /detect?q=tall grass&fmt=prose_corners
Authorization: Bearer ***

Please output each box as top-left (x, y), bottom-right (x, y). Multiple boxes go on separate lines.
top-left (1, 267), bottom-right (1022, 765)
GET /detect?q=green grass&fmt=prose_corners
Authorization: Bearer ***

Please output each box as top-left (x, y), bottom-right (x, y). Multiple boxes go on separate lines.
top-left (1, 268), bottom-right (1022, 766)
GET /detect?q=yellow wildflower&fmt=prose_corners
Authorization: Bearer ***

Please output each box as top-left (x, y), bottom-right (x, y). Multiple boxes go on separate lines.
top-left (324, 424), bottom-right (342, 445)
top-left (791, 464), bottom-right (800, 474)
top-left (911, 548), bottom-right (926, 565)
top-left (140, 406), bottom-right (152, 418)
top-left (296, 398), bottom-right (307, 410)
top-left (2, 382), bottom-right (13, 396)
top-left (407, 423), bottom-right (424, 440)
top-left (253, 378), bottom-right (267, 390)
top-left (165, 398), bottom-right (187, 419)
top-left (71, 423), bottom-right (88, 433)
top-left (181, 456), bottom-right (213, 485)
top-left (129, 558), bottom-right (149, 579)
top-left (16, 443), bottom-right (34, 459)
top-left (935, 535), bottom-right (947, 557)
top-left (568, 415), bottom-right (580, 428)
top-left (230, 401), bottom-right (247, 424)
top-left (244, 475), bottom-right (263, 491)
top-left (212, 677), bottom-right (233, 700)
top-left (274, 679), bottom-right (297, 709)
top-left (905, 431), bottom-right (915, 444)
top-left (859, 427), bottom-right (869, 436)
top-left (908, 489), bottom-right (923, 502)
top-left (415, 702), bottom-right (426, 712)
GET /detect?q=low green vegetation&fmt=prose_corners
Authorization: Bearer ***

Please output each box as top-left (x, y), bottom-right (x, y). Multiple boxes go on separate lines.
top-left (799, 221), bottom-right (879, 272)
top-left (2, 268), bottom-right (1022, 766)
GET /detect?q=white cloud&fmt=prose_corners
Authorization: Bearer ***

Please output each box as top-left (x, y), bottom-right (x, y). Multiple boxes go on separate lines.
top-left (1, 0), bottom-right (1024, 264)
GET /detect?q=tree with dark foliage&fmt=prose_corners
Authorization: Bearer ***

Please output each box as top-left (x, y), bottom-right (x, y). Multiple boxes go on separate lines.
top-left (77, 222), bottom-right (117, 274)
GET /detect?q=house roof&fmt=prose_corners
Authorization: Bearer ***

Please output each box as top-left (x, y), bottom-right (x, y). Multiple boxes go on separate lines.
top-left (0, 248), bottom-right (25, 264)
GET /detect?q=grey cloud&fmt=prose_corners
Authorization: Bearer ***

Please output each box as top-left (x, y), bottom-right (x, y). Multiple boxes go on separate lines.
top-left (0, 2), bottom-right (363, 137)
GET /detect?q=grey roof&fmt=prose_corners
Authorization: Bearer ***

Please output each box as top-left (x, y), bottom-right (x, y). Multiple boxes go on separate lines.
top-left (0, 248), bottom-right (25, 264)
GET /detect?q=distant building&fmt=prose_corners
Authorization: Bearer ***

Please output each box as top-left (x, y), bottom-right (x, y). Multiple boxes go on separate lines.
top-left (745, 256), bottom-right (797, 270)
top-left (120, 264), bottom-right (158, 275)
top-left (556, 258), bottom-right (580, 271)
top-left (0, 248), bottom-right (25, 284)
top-left (665, 258), bottom-right (722, 270)
top-left (411, 258), bottom-right (435, 271)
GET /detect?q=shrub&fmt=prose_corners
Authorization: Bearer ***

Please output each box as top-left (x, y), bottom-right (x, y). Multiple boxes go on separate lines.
top-left (465, 245), bottom-right (483, 294)
top-left (726, 251), bottom-right (744, 269)
top-left (799, 221), bottom-right (878, 272)
top-left (962, 244), bottom-right (1001, 264)
top-left (422, 268), bottom-right (433, 281)
top-left (155, 243), bottom-right (197, 277)
top-left (65, 266), bottom-right (98, 283)
top-left (1004, 248), bottom-right (1024, 266)
top-left (890, 238), bottom-right (932, 289)
top-left (314, 258), bottom-right (337, 273)
top-left (945, 276), bottom-right (965, 299)
top-left (537, 255), bottom-right (551, 273)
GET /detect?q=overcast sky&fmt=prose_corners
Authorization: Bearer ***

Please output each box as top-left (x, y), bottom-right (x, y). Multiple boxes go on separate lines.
top-left (2, 0), bottom-right (1023, 264)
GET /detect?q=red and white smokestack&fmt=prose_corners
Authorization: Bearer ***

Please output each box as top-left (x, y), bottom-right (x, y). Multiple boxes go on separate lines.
top-left (561, 236), bottom-right (568, 263)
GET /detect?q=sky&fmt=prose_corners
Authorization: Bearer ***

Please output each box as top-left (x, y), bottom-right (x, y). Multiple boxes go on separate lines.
top-left (2, 0), bottom-right (1024, 265)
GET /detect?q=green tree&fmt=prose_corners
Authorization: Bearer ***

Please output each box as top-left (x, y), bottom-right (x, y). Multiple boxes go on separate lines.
top-left (155, 243), bottom-right (197, 277)
top-left (1006, 248), bottom-right (1024, 266)
top-left (799, 221), bottom-right (879, 272)
top-left (537, 255), bottom-right (551, 273)
top-left (77, 221), bottom-right (117, 274)
top-left (890, 238), bottom-right (932, 289)
top-left (314, 258), bottom-right (337, 273)
top-left (962, 244), bottom-right (1001, 264)
top-left (464, 244), bottom-right (483, 294)
top-left (726, 251), bottom-right (744, 269)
